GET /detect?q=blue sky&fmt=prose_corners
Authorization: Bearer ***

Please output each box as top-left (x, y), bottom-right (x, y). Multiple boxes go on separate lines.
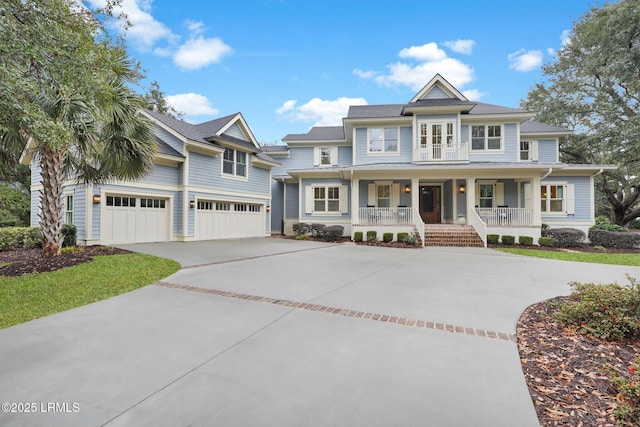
top-left (88, 0), bottom-right (598, 145)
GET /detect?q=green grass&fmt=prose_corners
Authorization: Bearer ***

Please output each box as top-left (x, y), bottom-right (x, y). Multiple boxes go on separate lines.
top-left (0, 253), bottom-right (179, 329)
top-left (497, 248), bottom-right (640, 266)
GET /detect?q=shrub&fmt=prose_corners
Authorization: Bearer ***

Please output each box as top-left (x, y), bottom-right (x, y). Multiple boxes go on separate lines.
top-left (589, 228), bottom-right (640, 248)
top-left (61, 224), bottom-right (77, 248)
top-left (404, 232), bottom-right (418, 246)
top-left (538, 236), bottom-right (555, 247)
top-left (518, 236), bottom-right (533, 246)
top-left (323, 225), bottom-right (344, 241)
top-left (487, 234), bottom-right (499, 244)
top-left (541, 223), bottom-right (549, 232)
top-left (366, 230), bottom-right (377, 242)
top-left (382, 232), bottom-right (393, 243)
top-left (594, 215), bottom-right (610, 225)
top-left (591, 223), bottom-right (629, 232)
top-left (553, 277), bottom-right (640, 341)
top-left (22, 227), bottom-right (42, 249)
top-left (542, 227), bottom-right (585, 247)
top-left (608, 356), bottom-right (640, 425)
top-left (353, 231), bottom-right (363, 242)
top-left (310, 223), bottom-right (326, 237)
top-left (630, 219), bottom-right (640, 229)
top-left (501, 235), bottom-right (515, 245)
top-left (60, 246), bottom-right (81, 254)
top-left (0, 228), bottom-right (20, 251)
top-left (397, 232), bottom-right (409, 243)
top-left (292, 223), bottom-right (311, 236)
top-left (295, 234), bottom-right (309, 240)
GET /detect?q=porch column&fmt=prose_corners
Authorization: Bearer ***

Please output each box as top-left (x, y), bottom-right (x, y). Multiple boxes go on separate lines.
top-left (531, 175), bottom-right (542, 226)
top-left (351, 177), bottom-right (359, 226)
top-left (411, 178), bottom-right (419, 218)
top-left (451, 180), bottom-right (457, 222)
top-left (465, 177), bottom-right (475, 219)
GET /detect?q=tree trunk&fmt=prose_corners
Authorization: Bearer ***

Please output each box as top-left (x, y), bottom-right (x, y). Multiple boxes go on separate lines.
top-left (38, 144), bottom-right (66, 257)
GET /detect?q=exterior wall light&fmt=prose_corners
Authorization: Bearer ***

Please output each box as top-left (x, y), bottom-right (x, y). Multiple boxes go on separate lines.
top-left (459, 184), bottom-right (466, 193)
top-left (189, 200), bottom-right (196, 209)
top-left (404, 185), bottom-right (411, 194)
top-left (92, 194), bottom-right (101, 204)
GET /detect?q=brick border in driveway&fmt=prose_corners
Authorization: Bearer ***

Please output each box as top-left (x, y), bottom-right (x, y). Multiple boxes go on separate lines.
top-left (155, 281), bottom-right (517, 342)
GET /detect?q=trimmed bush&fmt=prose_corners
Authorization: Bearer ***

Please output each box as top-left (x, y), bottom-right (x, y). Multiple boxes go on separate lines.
top-left (310, 223), bottom-right (326, 237)
top-left (591, 223), bottom-right (629, 232)
top-left (542, 227), bottom-right (585, 248)
top-left (539, 236), bottom-right (555, 247)
top-left (366, 230), bottom-right (377, 242)
top-left (487, 234), bottom-right (499, 244)
top-left (594, 215), bottom-right (610, 225)
top-left (554, 277), bottom-right (640, 340)
top-left (322, 225), bottom-right (344, 241)
top-left (397, 232), bottom-right (409, 243)
top-left (292, 223), bottom-right (311, 236)
top-left (501, 235), bottom-right (515, 245)
top-left (0, 228), bottom-right (20, 251)
top-left (518, 236), bottom-right (534, 246)
top-left (61, 224), bottom-right (77, 248)
top-left (353, 231), bottom-right (363, 242)
top-left (404, 233), bottom-right (418, 246)
top-left (589, 228), bottom-right (640, 249)
top-left (382, 232), bottom-right (393, 243)
top-left (295, 234), bottom-right (309, 240)
top-left (22, 227), bottom-right (42, 249)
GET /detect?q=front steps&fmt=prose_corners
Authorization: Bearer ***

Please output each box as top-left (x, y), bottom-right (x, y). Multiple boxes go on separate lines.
top-left (423, 224), bottom-right (484, 248)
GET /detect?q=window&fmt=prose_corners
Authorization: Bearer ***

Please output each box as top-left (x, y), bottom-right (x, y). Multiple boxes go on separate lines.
top-left (216, 202), bottom-right (230, 211)
top-left (313, 186), bottom-right (340, 212)
top-left (106, 196), bottom-right (136, 207)
top-left (248, 204), bottom-right (261, 212)
top-left (234, 204), bottom-right (248, 212)
top-left (478, 184), bottom-right (494, 208)
top-left (140, 198), bottom-right (165, 209)
top-left (471, 125), bottom-right (502, 150)
top-left (420, 122), bottom-right (455, 148)
top-left (65, 195), bottom-right (73, 225)
top-left (520, 141), bottom-right (531, 161)
top-left (541, 185), bottom-right (564, 213)
top-left (320, 147), bottom-right (331, 165)
top-left (198, 201), bottom-right (213, 210)
top-left (223, 148), bottom-right (247, 177)
top-left (377, 184), bottom-right (391, 208)
top-left (368, 127), bottom-right (398, 153)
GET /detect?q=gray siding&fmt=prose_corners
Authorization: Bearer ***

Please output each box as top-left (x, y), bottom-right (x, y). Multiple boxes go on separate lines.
top-left (355, 126), bottom-right (412, 165)
top-left (31, 157), bottom-right (42, 186)
top-left (272, 147), bottom-right (314, 174)
top-left (140, 164), bottom-right (180, 185)
top-left (173, 193), bottom-right (183, 237)
top-left (423, 86), bottom-right (451, 99)
top-left (71, 185), bottom-right (86, 240)
top-left (270, 181), bottom-right (284, 233)
top-left (300, 178), bottom-right (350, 221)
top-left (337, 146), bottom-right (353, 167)
top-left (224, 123), bottom-right (246, 140)
top-left (188, 152), bottom-right (270, 195)
top-left (455, 179), bottom-right (467, 217)
top-left (542, 176), bottom-right (592, 222)
top-left (460, 125), bottom-right (469, 147)
top-left (443, 180), bottom-right (452, 220)
top-left (359, 180), bottom-right (412, 207)
top-left (502, 179), bottom-right (518, 207)
top-left (538, 139), bottom-right (558, 163)
top-left (285, 183), bottom-right (299, 218)
top-left (30, 190), bottom-right (40, 226)
top-left (155, 127), bottom-right (184, 155)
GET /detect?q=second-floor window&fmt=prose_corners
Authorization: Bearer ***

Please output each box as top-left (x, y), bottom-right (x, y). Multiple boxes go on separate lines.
top-left (314, 146), bottom-right (338, 166)
top-left (420, 123), bottom-right (455, 147)
top-left (471, 125), bottom-right (502, 151)
top-left (223, 148), bottom-right (247, 177)
top-left (368, 127), bottom-right (399, 153)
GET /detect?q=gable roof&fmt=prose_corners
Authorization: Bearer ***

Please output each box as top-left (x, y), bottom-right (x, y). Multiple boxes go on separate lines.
top-left (410, 74), bottom-right (468, 103)
top-left (520, 120), bottom-right (571, 135)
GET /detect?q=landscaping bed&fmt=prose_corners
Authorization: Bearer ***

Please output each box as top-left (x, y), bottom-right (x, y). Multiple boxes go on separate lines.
top-left (0, 246), bottom-right (131, 276)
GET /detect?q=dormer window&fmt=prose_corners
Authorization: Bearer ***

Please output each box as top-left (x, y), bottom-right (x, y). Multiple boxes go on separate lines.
top-left (223, 148), bottom-right (247, 177)
top-left (368, 127), bottom-right (399, 153)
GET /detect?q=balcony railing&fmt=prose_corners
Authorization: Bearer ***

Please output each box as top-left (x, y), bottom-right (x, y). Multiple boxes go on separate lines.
top-left (357, 207), bottom-right (413, 225)
top-left (415, 142), bottom-right (468, 162)
top-left (475, 207), bottom-right (533, 226)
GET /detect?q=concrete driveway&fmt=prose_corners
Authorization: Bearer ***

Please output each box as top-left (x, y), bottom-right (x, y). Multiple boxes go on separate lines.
top-left (1, 238), bottom-right (639, 426)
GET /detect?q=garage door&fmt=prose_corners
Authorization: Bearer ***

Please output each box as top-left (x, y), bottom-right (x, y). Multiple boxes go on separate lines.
top-left (102, 195), bottom-right (169, 244)
top-left (195, 201), bottom-right (264, 240)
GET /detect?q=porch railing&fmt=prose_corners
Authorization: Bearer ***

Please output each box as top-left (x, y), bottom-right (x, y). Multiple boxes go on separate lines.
top-left (414, 142), bottom-right (468, 162)
top-left (357, 207), bottom-right (413, 225)
top-left (474, 207), bottom-right (533, 226)
top-left (470, 209), bottom-right (487, 248)
top-left (413, 208), bottom-right (425, 247)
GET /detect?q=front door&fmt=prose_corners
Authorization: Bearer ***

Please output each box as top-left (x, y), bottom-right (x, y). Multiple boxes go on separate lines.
top-left (420, 186), bottom-right (441, 224)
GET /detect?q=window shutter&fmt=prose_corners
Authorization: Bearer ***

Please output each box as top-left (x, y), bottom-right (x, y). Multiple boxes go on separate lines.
top-left (566, 184), bottom-right (575, 214)
top-left (496, 182), bottom-right (504, 206)
top-left (313, 148), bottom-right (320, 166)
top-left (339, 185), bottom-right (348, 213)
top-left (305, 185), bottom-right (313, 213)
top-left (531, 141), bottom-right (539, 161)
top-left (391, 184), bottom-right (400, 207)
top-left (523, 183), bottom-right (532, 209)
top-left (331, 147), bottom-right (339, 166)
top-left (368, 184), bottom-right (376, 207)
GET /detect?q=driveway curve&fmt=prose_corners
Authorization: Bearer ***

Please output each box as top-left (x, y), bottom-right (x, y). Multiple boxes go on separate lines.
top-left (1, 238), bottom-right (638, 427)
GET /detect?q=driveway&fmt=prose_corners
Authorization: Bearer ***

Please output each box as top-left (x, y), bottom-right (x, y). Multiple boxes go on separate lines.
top-left (1, 239), bottom-right (638, 426)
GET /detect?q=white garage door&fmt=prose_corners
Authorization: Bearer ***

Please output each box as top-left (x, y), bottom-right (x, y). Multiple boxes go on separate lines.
top-left (195, 201), bottom-right (264, 240)
top-left (102, 195), bottom-right (169, 244)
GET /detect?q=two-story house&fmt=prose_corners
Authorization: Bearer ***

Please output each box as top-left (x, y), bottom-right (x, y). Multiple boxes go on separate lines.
top-left (21, 110), bottom-right (279, 245)
top-left (268, 74), bottom-right (613, 246)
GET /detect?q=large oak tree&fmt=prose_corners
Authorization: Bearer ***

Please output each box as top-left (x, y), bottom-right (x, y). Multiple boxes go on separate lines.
top-left (0, 0), bottom-right (157, 255)
top-left (522, 0), bottom-right (640, 225)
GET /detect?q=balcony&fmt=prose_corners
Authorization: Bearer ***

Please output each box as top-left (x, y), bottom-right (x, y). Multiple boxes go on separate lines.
top-left (414, 142), bottom-right (468, 162)
top-left (475, 207), bottom-right (534, 226)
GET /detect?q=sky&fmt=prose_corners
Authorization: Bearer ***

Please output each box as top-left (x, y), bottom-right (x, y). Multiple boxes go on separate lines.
top-left (87, 0), bottom-right (600, 145)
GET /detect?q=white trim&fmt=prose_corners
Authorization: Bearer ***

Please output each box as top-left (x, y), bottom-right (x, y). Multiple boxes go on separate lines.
top-left (221, 148), bottom-right (249, 181)
top-left (469, 124), bottom-right (504, 152)
top-left (216, 113), bottom-right (261, 150)
top-left (366, 126), bottom-right (400, 154)
top-left (410, 74), bottom-right (468, 102)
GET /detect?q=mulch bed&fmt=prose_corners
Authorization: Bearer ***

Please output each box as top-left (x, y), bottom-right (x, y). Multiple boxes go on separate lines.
top-left (518, 298), bottom-right (639, 426)
top-left (0, 246), bottom-right (131, 277)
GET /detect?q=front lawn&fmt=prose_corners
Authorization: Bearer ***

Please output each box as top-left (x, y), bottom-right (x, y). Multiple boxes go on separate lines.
top-left (496, 248), bottom-right (640, 266)
top-left (0, 253), bottom-right (179, 329)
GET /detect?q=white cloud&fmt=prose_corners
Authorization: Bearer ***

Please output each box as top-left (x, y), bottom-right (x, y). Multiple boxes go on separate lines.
top-left (461, 89), bottom-right (486, 101)
top-left (508, 49), bottom-right (544, 72)
top-left (173, 37), bottom-right (232, 71)
top-left (354, 42), bottom-right (475, 92)
top-left (165, 93), bottom-right (218, 118)
top-left (185, 19), bottom-right (205, 36)
top-left (444, 39), bottom-right (475, 55)
top-left (276, 97), bottom-right (368, 126)
top-left (561, 29), bottom-right (572, 47)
